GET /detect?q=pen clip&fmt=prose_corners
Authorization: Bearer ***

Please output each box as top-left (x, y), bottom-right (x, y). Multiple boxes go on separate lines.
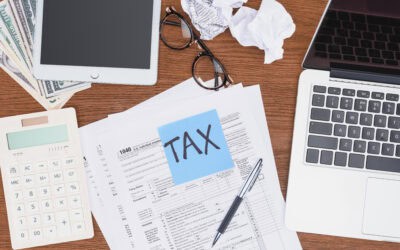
top-left (248, 159), bottom-right (263, 192)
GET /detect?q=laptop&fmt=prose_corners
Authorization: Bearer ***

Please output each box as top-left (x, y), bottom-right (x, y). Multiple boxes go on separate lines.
top-left (286, 0), bottom-right (400, 242)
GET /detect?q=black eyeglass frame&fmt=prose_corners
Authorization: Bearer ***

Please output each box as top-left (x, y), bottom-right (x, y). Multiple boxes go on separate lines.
top-left (159, 6), bottom-right (233, 90)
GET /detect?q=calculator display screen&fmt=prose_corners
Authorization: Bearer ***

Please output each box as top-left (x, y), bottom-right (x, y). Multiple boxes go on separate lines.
top-left (6, 125), bottom-right (68, 150)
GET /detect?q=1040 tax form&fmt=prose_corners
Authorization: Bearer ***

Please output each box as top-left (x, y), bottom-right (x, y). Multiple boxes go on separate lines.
top-left (80, 80), bottom-right (302, 249)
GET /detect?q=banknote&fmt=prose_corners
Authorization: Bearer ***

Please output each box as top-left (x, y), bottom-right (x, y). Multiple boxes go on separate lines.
top-left (9, 0), bottom-right (33, 54)
top-left (0, 2), bottom-right (31, 68)
top-left (0, 49), bottom-right (72, 109)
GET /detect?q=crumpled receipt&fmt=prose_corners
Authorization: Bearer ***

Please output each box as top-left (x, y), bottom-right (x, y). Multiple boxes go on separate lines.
top-left (181, 0), bottom-right (246, 40)
top-left (181, 0), bottom-right (295, 64)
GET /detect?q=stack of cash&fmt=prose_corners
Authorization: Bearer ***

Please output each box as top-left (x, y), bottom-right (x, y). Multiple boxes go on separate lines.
top-left (0, 0), bottom-right (91, 110)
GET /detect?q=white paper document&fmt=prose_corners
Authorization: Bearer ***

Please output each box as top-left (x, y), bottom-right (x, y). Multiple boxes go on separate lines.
top-left (80, 79), bottom-right (301, 249)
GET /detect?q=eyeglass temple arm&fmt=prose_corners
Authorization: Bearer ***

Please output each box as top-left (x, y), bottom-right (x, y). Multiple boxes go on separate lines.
top-left (164, 20), bottom-right (181, 27)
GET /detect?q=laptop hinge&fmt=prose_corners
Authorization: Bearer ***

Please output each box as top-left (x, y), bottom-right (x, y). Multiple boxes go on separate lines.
top-left (330, 62), bottom-right (400, 86)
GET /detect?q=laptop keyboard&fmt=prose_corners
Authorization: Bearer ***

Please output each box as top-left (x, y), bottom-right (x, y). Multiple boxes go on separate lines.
top-left (314, 10), bottom-right (400, 66)
top-left (306, 84), bottom-right (400, 173)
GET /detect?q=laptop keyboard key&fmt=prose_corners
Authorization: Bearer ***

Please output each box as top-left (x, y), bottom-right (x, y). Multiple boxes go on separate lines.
top-left (390, 131), bottom-right (400, 143)
top-left (376, 129), bottom-right (389, 141)
top-left (311, 108), bottom-right (330, 121)
top-left (368, 142), bottom-right (380, 154)
top-left (371, 92), bottom-right (384, 100)
top-left (332, 110), bottom-right (345, 123)
top-left (354, 99), bottom-right (367, 111)
top-left (348, 126), bottom-right (361, 138)
top-left (382, 102), bottom-right (396, 114)
top-left (386, 93), bottom-right (399, 101)
top-left (374, 115), bottom-right (387, 127)
top-left (396, 145), bottom-right (400, 157)
top-left (349, 154), bottom-right (365, 168)
top-left (312, 94), bottom-right (325, 107)
top-left (334, 152), bottom-right (347, 167)
top-left (388, 116), bottom-right (400, 129)
top-left (309, 122), bottom-right (332, 135)
top-left (397, 104), bottom-right (400, 115)
top-left (328, 87), bottom-right (341, 95)
top-left (366, 156), bottom-right (400, 172)
top-left (313, 85), bottom-right (326, 93)
top-left (353, 140), bottom-right (366, 153)
top-left (320, 150), bottom-right (333, 165)
top-left (360, 113), bottom-right (373, 126)
top-left (357, 90), bottom-right (370, 98)
top-left (308, 135), bottom-right (338, 150)
top-left (346, 112), bottom-right (359, 124)
top-left (368, 100), bottom-right (381, 113)
top-left (326, 96), bottom-right (339, 108)
top-left (340, 97), bottom-right (353, 110)
top-left (382, 143), bottom-right (395, 156)
top-left (334, 124), bottom-right (347, 137)
top-left (306, 149), bottom-right (319, 163)
top-left (362, 127), bottom-right (375, 140)
top-left (339, 139), bottom-right (352, 151)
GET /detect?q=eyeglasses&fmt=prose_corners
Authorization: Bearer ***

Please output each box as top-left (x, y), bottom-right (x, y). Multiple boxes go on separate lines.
top-left (160, 6), bottom-right (234, 90)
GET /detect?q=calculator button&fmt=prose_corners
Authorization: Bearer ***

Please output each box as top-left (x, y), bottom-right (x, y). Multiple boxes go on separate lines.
top-left (41, 200), bottom-right (53, 211)
top-left (10, 177), bottom-right (21, 188)
top-left (64, 169), bottom-right (77, 181)
top-left (17, 230), bottom-right (28, 241)
top-left (16, 204), bottom-right (25, 215)
top-left (24, 189), bottom-right (36, 200)
top-left (53, 184), bottom-right (65, 195)
top-left (35, 162), bottom-right (48, 172)
top-left (30, 228), bottom-right (42, 240)
top-left (72, 222), bottom-right (85, 234)
top-left (21, 164), bottom-right (33, 174)
top-left (64, 158), bottom-right (77, 167)
top-left (69, 196), bottom-right (82, 208)
top-left (44, 226), bottom-right (57, 238)
top-left (67, 182), bottom-right (80, 193)
top-left (55, 197), bottom-right (67, 209)
top-left (70, 209), bottom-right (84, 221)
top-left (36, 173), bottom-right (49, 185)
top-left (50, 160), bottom-right (61, 169)
top-left (23, 175), bottom-right (35, 187)
top-left (39, 186), bottom-right (51, 197)
top-left (28, 215), bottom-right (41, 227)
top-left (56, 211), bottom-right (71, 236)
top-left (51, 171), bottom-right (64, 183)
top-left (8, 165), bottom-right (19, 176)
top-left (26, 201), bottom-right (39, 213)
top-left (16, 217), bottom-right (27, 229)
top-left (43, 213), bottom-right (55, 225)
top-left (13, 191), bottom-right (23, 201)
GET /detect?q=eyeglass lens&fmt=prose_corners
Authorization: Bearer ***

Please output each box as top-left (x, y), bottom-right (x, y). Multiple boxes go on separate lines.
top-left (161, 14), bottom-right (192, 49)
top-left (193, 54), bottom-right (226, 89)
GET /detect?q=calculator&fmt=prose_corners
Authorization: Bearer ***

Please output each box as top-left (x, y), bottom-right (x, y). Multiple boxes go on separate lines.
top-left (0, 108), bottom-right (94, 249)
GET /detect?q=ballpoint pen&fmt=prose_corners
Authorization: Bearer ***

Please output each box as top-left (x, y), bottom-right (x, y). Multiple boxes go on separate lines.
top-left (212, 158), bottom-right (263, 247)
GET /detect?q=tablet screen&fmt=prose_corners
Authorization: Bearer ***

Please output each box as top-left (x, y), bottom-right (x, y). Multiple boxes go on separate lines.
top-left (40, 0), bottom-right (153, 69)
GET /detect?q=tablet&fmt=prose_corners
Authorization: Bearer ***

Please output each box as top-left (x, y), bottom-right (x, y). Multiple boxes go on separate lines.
top-left (33, 0), bottom-right (161, 85)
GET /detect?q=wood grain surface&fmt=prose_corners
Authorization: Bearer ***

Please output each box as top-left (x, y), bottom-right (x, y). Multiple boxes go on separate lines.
top-left (0, 0), bottom-right (399, 249)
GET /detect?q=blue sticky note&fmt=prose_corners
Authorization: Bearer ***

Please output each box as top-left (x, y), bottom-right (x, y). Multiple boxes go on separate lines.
top-left (158, 110), bottom-right (233, 185)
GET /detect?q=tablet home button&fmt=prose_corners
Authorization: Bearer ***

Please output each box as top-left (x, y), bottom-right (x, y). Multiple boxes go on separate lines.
top-left (90, 73), bottom-right (99, 79)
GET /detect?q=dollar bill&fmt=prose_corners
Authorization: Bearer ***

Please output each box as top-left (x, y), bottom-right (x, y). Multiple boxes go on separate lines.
top-left (0, 49), bottom-right (72, 109)
top-left (9, 0), bottom-right (33, 54)
top-left (0, 2), bottom-right (31, 68)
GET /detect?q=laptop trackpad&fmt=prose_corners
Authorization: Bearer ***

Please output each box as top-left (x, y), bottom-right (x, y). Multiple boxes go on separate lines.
top-left (363, 178), bottom-right (400, 238)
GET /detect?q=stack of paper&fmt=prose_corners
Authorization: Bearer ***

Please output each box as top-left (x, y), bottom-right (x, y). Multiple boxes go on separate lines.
top-left (0, 0), bottom-right (91, 110)
top-left (80, 78), bottom-right (302, 249)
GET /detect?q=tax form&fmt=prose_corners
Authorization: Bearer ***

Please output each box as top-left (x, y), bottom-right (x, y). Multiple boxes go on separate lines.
top-left (84, 84), bottom-right (301, 249)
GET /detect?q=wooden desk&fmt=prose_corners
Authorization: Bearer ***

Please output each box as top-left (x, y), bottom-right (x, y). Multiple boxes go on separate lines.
top-left (0, 0), bottom-right (399, 249)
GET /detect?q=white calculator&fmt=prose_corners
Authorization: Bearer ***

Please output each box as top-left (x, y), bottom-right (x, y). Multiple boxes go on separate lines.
top-left (0, 108), bottom-right (94, 249)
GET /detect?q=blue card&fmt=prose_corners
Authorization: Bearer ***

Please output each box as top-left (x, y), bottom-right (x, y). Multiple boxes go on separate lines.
top-left (158, 110), bottom-right (234, 185)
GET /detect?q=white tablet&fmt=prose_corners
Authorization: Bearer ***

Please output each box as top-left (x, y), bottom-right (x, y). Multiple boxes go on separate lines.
top-left (33, 0), bottom-right (161, 85)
